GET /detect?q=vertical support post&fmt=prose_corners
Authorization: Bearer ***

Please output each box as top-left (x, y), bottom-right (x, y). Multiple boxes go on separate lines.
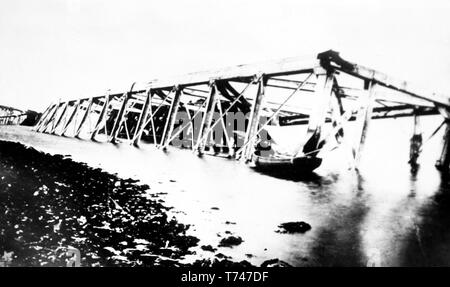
top-left (109, 93), bottom-right (128, 142)
top-left (216, 100), bottom-right (233, 156)
top-left (353, 80), bottom-right (376, 168)
top-left (49, 104), bottom-right (62, 133)
top-left (49, 103), bottom-right (67, 132)
top-left (330, 78), bottom-right (346, 144)
top-left (241, 74), bottom-right (266, 162)
top-left (436, 124), bottom-right (450, 172)
top-left (75, 98), bottom-right (94, 138)
top-left (60, 100), bottom-right (80, 136)
top-left (159, 86), bottom-right (182, 149)
top-left (91, 95), bottom-right (110, 140)
top-left (148, 99), bottom-right (158, 145)
top-left (195, 80), bottom-right (218, 154)
top-left (133, 89), bottom-right (152, 147)
top-left (436, 110), bottom-right (450, 171)
top-left (183, 104), bottom-right (195, 150)
top-left (50, 102), bottom-right (69, 134)
top-left (110, 83), bottom-right (135, 143)
top-left (38, 102), bottom-right (60, 133)
top-left (301, 67), bottom-right (334, 157)
top-left (330, 92), bottom-right (345, 144)
top-left (34, 103), bottom-right (55, 131)
top-left (409, 111), bottom-right (422, 167)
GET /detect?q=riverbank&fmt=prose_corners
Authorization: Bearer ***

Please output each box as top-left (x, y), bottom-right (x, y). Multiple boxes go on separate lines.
top-left (0, 140), bottom-right (256, 267)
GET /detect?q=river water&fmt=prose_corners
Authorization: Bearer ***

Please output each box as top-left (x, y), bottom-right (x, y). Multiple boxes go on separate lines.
top-left (1, 115), bottom-right (450, 266)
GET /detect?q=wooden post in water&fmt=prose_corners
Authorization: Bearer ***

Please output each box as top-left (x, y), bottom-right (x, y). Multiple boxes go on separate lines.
top-left (301, 67), bottom-right (334, 157)
top-left (436, 124), bottom-right (450, 171)
top-left (240, 75), bottom-right (266, 162)
top-left (91, 95), bottom-right (110, 140)
top-left (34, 103), bottom-right (55, 131)
top-left (133, 89), bottom-right (152, 147)
top-left (409, 111), bottom-right (423, 168)
top-left (110, 84), bottom-right (135, 143)
top-left (353, 80), bottom-right (376, 168)
top-left (48, 102), bottom-right (67, 133)
top-left (75, 98), bottom-right (94, 138)
top-left (38, 102), bottom-right (60, 133)
top-left (436, 109), bottom-right (450, 171)
top-left (159, 86), bottom-right (182, 149)
top-left (60, 100), bottom-right (80, 136)
top-left (51, 102), bottom-right (69, 134)
top-left (195, 81), bottom-right (218, 155)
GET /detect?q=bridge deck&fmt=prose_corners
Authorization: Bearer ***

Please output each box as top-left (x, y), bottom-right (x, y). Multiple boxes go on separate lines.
top-left (7, 50), bottom-right (450, 170)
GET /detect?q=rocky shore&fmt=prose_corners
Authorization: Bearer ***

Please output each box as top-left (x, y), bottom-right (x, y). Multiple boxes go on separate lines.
top-left (0, 140), bottom-right (304, 267)
top-left (0, 140), bottom-right (204, 267)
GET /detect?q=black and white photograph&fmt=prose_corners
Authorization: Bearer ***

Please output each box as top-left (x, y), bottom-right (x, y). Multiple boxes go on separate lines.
top-left (1, 0), bottom-right (450, 279)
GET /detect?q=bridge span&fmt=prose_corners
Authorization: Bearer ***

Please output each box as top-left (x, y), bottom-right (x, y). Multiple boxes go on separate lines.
top-left (0, 104), bottom-right (25, 125)
top-left (18, 50), bottom-right (450, 172)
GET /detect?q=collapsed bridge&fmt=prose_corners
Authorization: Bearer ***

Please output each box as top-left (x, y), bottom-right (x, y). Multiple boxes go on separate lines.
top-left (31, 50), bottom-right (450, 172)
top-left (0, 105), bottom-right (26, 125)
top-left (0, 105), bottom-right (40, 126)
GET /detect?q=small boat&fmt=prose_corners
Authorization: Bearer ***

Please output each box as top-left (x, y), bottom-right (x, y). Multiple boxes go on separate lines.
top-left (252, 152), bottom-right (322, 173)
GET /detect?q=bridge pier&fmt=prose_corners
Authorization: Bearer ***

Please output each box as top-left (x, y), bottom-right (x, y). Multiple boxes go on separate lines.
top-left (51, 102), bottom-right (69, 134)
top-left (240, 75), bottom-right (266, 162)
top-left (91, 95), bottom-right (110, 141)
top-left (33, 103), bottom-right (54, 131)
top-left (436, 120), bottom-right (450, 172)
top-left (409, 112), bottom-right (422, 168)
top-left (37, 102), bottom-right (60, 133)
top-left (110, 90), bottom-right (132, 143)
top-left (75, 98), bottom-right (94, 138)
top-left (132, 90), bottom-right (152, 147)
top-left (352, 80), bottom-right (376, 168)
top-left (301, 67), bottom-right (334, 158)
top-left (159, 86), bottom-right (182, 149)
top-left (60, 100), bottom-right (80, 136)
top-left (195, 81), bottom-right (218, 155)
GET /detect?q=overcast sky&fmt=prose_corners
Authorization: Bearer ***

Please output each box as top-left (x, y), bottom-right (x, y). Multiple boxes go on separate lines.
top-left (1, 0), bottom-right (449, 111)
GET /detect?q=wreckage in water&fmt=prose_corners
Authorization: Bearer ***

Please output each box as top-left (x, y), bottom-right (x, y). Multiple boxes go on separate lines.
top-left (29, 50), bottom-right (450, 173)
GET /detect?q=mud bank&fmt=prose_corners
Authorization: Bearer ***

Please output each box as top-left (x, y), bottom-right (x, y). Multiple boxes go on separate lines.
top-left (0, 140), bottom-right (253, 267)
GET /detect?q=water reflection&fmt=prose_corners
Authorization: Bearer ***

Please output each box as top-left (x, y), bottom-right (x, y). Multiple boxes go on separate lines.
top-left (302, 172), bottom-right (370, 266)
top-left (397, 173), bottom-right (450, 266)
